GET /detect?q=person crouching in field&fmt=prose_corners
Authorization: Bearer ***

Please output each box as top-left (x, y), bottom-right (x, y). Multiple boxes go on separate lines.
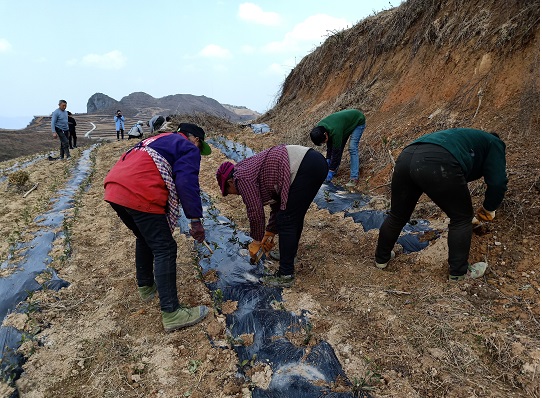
top-left (127, 121), bottom-right (145, 140)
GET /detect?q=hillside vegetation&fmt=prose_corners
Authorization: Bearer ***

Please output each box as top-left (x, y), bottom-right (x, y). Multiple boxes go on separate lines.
top-left (0, 0), bottom-right (539, 397)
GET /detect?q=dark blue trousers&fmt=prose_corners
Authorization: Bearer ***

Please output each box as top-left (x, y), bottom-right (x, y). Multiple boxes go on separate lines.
top-left (109, 203), bottom-right (179, 312)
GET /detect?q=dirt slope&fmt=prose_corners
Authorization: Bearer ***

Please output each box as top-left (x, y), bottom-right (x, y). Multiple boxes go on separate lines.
top-left (0, 0), bottom-right (539, 397)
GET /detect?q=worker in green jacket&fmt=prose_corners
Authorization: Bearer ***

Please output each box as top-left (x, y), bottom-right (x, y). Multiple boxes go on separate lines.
top-left (374, 128), bottom-right (508, 281)
top-left (309, 109), bottom-right (366, 187)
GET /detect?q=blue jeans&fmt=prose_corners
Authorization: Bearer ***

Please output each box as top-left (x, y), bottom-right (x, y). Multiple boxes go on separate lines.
top-left (375, 144), bottom-right (473, 276)
top-left (348, 124), bottom-right (365, 180)
top-left (109, 203), bottom-right (179, 312)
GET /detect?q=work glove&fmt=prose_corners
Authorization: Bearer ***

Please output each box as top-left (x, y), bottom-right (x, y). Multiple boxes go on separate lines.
top-left (249, 240), bottom-right (263, 263)
top-left (189, 220), bottom-right (205, 243)
top-left (261, 231), bottom-right (276, 253)
top-left (475, 206), bottom-right (496, 222)
top-left (326, 158), bottom-right (331, 166)
top-left (325, 170), bottom-right (335, 183)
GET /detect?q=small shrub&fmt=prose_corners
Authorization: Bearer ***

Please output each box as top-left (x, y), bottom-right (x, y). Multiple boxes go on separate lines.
top-left (8, 171), bottom-right (30, 188)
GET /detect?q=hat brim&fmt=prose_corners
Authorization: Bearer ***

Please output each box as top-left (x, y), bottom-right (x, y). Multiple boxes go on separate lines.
top-left (200, 141), bottom-right (212, 156)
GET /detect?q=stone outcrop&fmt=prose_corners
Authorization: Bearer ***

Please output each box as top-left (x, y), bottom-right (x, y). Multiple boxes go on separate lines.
top-left (86, 93), bottom-right (120, 114)
top-left (86, 92), bottom-right (255, 122)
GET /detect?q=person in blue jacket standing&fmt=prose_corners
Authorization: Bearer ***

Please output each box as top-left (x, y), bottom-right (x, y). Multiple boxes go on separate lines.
top-left (374, 128), bottom-right (508, 282)
top-left (114, 110), bottom-right (125, 140)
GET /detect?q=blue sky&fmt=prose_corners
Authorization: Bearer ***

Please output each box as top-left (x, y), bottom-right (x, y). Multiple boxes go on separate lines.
top-left (0, 0), bottom-right (401, 128)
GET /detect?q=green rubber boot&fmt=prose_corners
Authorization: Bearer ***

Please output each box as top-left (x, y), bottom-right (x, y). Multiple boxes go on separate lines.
top-left (162, 306), bottom-right (209, 332)
top-left (138, 283), bottom-right (157, 302)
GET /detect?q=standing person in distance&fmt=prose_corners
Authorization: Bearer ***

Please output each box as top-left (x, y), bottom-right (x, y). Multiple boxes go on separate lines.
top-left (67, 111), bottom-right (77, 149)
top-left (310, 109), bottom-right (366, 187)
top-left (115, 110), bottom-right (125, 140)
top-left (51, 99), bottom-right (71, 160)
top-left (374, 128), bottom-right (508, 281)
top-left (104, 123), bottom-right (212, 332)
top-left (216, 144), bottom-right (328, 288)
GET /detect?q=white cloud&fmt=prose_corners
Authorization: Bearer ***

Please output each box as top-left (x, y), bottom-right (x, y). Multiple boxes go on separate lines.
top-left (240, 44), bottom-right (256, 54)
top-left (0, 38), bottom-right (12, 53)
top-left (263, 14), bottom-right (349, 53)
top-left (264, 62), bottom-right (288, 76)
top-left (213, 64), bottom-right (228, 72)
top-left (79, 50), bottom-right (127, 70)
top-left (263, 57), bottom-right (296, 76)
top-left (238, 3), bottom-right (281, 26)
top-left (198, 44), bottom-right (232, 59)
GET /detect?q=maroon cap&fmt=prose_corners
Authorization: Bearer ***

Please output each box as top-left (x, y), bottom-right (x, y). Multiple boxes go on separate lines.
top-left (216, 161), bottom-right (235, 196)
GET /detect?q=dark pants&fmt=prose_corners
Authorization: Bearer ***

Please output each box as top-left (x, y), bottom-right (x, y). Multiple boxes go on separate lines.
top-left (117, 129), bottom-right (124, 140)
top-left (109, 203), bottom-right (179, 312)
top-left (375, 144), bottom-right (473, 276)
top-left (153, 116), bottom-right (165, 132)
top-left (69, 130), bottom-right (77, 148)
top-left (278, 149), bottom-right (328, 276)
top-left (55, 128), bottom-right (71, 158)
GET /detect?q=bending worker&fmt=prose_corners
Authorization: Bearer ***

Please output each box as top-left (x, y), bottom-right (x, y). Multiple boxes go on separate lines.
top-left (310, 109), bottom-right (366, 187)
top-left (374, 128), bottom-right (508, 281)
top-left (104, 123), bottom-right (212, 332)
top-left (216, 145), bottom-right (328, 288)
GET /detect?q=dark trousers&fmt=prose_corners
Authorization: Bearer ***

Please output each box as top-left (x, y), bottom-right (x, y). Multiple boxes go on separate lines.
top-left (109, 203), bottom-right (179, 312)
top-left (153, 116), bottom-right (165, 132)
top-left (55, 128), bottom-right (71, 158)
top-left (375, 144), bottom-right (473, 276)
top-left (69, 131), bottom-right (77, 148)
top-left (117, 129), bottom-right (124, 140)
top-left (277, 149), bottom-right (328, 275)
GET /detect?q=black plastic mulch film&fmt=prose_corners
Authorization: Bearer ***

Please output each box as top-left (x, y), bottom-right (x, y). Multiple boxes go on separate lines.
top-left (0, 146), bottom-right (97, 388)
top-left (184, 138), bottom-right (438, 396)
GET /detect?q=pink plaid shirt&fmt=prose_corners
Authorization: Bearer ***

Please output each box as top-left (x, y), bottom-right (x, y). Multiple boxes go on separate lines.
top-left (233, 145), bottom-right (290, 240)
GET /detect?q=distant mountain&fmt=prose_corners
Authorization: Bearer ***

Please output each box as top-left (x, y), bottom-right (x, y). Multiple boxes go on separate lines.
top-left (87, 92), bottom-right (258, 122)
top-left (222, 104), bottom-right (261, 120)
